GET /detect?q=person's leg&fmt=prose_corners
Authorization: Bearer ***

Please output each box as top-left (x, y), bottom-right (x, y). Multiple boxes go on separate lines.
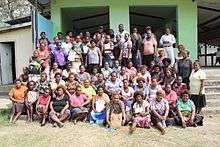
top-left (59, 109), bottom-right (70, 122)
top-left (196, 107), bottom-right (202, 114)
top-left (167, 48), bottom-right (175, 66)
top-left (26, 104), bottom-right (31, 122)
top-left (12, 103), bottom-right (24, 123)
top-left (129, 118), bottom-right (137, 134)
top-left (9, 103), bottom-right (16, 123)
top-left (49, 112), bottom-right (64, 126)
top-left (156, 122), bottom-right (166, 135)
top-left (30, 105), bottom-right (33, 122)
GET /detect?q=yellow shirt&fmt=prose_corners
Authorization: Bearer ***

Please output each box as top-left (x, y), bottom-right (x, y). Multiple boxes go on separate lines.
top-left (81, 86), bottom-right (96, 100)
top-left (9, 86), bottom-right (28, 103)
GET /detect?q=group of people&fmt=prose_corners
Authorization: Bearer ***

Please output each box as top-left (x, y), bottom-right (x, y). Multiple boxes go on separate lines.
top-left (8, 24), bottom-right (206, 135)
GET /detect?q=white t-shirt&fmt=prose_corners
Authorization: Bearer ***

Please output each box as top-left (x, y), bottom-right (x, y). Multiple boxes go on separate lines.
top-left (133, 100), bottom-right (150, 114)
top-left (121, 87), bottom-right (134, 100)
top-left (190, 69), bottom-right (206, 94)
top-left (62, 42), bottom-right (72, 54)
top-left (159, 34), bottom-right (176, 48)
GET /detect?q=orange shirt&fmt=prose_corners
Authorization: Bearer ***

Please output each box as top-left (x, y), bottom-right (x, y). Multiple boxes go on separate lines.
top-left (9, 86), bottom-right (28, 103)
top-left (143, 37), bottom-right (157, 55)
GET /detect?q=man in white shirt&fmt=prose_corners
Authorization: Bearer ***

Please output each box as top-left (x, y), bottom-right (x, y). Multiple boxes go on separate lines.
top-left (62, 35), bottom-right (73, 54)
top-left (115, 24), bottom-right (129, 42)
top-left (159, 28), bottom-right (176, 66)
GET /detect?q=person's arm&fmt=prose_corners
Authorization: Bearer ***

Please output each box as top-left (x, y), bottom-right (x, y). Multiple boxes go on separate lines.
top-left (61, 100), bottom-right (69, 115)
top-left (153, 38), bottom-right (158, 56)
top-left (177, 106), bottom-right (184, 122)
top-left (49, 101), bottom-right (55, 113)
top-left (199, 79), bottom-right (204, 95)
top-left (190, 104), bottom-right (196, 124)
top-left (45, 96), bottom-right (51, 113)
top-left (163, 102), bottom-right (169, 120)
top-left (121, 101), bottom-right (126, 125)
top-left (92, 97), bottom-right (96, 112)
top-left (98, 48), bottom-right (102, 66)
top-left (106, 107), bottom-right (111, 127)
top-left (159, 36), bottom-right (164, 47)
top-left (151, 109), bottom-right (163, 120)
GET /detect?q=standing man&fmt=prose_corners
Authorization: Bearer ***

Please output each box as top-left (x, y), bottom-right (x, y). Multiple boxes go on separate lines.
top-left (142, 29), bottom-right (157, 67)
top-left (159, 28), bottom-right (176, 66)
top-left (115, 24), bottom-right (129, 42)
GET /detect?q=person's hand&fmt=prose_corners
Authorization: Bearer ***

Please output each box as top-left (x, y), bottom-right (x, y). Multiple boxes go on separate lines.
top-left (122, 119), bottom-right (126, 126)
top-left (182, 120), bottom-right (186, 128)
top-left (189, 118), bottom-right (194, 125)
top-left (106, 121), bottom-right (111, 128)
top-left (140, 112), bottom-right (146, 117)
top-left (80, 106), bottom-right (85, 110)
top-left (199, 89), bottom-right (203, 96)
top-left (60, 110), bottom-right (64, 115)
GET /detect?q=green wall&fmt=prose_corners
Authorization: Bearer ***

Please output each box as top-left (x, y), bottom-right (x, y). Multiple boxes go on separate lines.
top-left (51, 0), bottom-right (198, 60)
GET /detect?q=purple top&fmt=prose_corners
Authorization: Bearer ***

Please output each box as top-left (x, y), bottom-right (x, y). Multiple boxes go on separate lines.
top-left (52, 48), bottom-right (67, 66)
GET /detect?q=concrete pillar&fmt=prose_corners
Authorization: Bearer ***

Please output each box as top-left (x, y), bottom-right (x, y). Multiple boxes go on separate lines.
top-left (108, 0), bottom-right (130, 33)
top-left (177, 1), bottom-right (198, 60)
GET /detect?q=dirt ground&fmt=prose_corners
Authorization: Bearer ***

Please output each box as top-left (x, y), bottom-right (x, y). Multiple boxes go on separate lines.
top-left (0, 114), bottom-right (220, 147)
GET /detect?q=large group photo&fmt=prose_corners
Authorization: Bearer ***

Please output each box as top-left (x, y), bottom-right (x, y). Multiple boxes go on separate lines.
top-left (0, 0), bottom-right (220, 146)
top-left (9, 24), bottom-right (205, 135)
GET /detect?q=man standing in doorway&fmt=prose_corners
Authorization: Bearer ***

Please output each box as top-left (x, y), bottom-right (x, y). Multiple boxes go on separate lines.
top-left (115, 24), bottom-right (129, 42)
top-left (159, 28), bottom-right (176, 66)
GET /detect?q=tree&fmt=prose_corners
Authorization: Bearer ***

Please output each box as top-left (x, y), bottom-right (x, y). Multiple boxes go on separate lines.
top-left (0, 0), bottom-right (31, 27)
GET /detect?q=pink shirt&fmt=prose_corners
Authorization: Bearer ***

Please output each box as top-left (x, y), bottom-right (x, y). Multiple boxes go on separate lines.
top-left (165, 90), bottom-right (177, 107)
top-left (38, 95), bottom-right (50, 106)
top-left (126, 67), bottom-right (137, 79)
top-left (173, 83), bottom-right (187, 96)
top-left (69, 94), bottom-right (87, 107)
top-left (143, 37), bottom-right (157, 55)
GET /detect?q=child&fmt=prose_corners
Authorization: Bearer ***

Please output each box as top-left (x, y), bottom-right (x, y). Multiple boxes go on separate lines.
top-left (25, 81), bottom-right (39, 122)
top-left (106, 93), bottom-right (126, 129)
top-left (36, 88), bottom-right (51, 126)
top-left (130, 91), bottom-right (151, 134)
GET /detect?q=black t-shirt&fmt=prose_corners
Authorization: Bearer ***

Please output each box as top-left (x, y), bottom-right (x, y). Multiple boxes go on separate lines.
top-left (52, 95), bottom-right (69, 112)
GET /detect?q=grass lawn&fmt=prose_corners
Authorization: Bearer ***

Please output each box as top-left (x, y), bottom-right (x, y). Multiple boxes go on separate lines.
top-left (0, 110), bottom-right (220, 147)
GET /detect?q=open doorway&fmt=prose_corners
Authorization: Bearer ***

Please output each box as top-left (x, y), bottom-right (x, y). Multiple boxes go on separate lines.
top-left (0, 42), bottom-right (16, 85)
top-left (62, 7), bottom-right (109, 35)
top-left (130, 6), bottom-right (176, 39)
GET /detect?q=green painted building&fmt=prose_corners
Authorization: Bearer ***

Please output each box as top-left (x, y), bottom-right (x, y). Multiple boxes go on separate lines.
top-left (50, 0), bottom-right (197, 59)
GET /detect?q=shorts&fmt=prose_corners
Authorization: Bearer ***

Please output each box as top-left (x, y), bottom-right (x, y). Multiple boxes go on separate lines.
top-left (12, 102), bottom-right (24, 113)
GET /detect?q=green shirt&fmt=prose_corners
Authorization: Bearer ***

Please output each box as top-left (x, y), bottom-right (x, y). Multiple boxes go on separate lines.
top-left (176, 98), bottom-right (195, 113)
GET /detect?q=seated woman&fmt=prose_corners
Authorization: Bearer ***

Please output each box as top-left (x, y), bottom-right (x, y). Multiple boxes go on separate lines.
top-left (62, 63), bottom-right (75, 81)
top-left (49, 62), bottom-right (62, 80)
top-left (81, 80), bottom-right (96, 101)
top-left (176, 91), bottom-right (203, 128)
top-left (172, 76), bottom-right (188, 97)
top-left (130, 91), bottom-right (151, 134)
top-left (150, 90), bottom-right (169, 135)
top-left (49, 85), bottom-right (70, 128)
top-left (50, 73), bottom-right (66, 91)
top-left (147, 78), bottom-right (162, 102)
top-left (106, 93), bottom-right (126, 129)
top-left (90, 86), bottom-right (110, 124)
top-left (36, 88), bottom-right (51, 126)
top-left (9, 79), bottom-right (28, 123)
top-left (36, 72), bottom-right (51, 95)
top-left (65, 73), bottom-right (78, 89)
top-left (69, 86), bottom-right (90, 124)
top-left (120, 79), bottom-right (134, 123)
top-left (93, 73), bottom-right (105, 91)
top-left (25, 81), bottom-right (39, 122)
top-left (133, 77), bottom-right (149, 99)
top-left (162, 68), bottom-right (176, 86)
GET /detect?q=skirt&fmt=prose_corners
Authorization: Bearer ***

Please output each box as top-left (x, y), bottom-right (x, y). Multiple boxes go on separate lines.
top-left (89, 111), bottom-right (106, 124)
top-left (110, 113), bottom-right (123, 128)
top-left (191, 94), bottom-right (206, 108)
top-left (133, 115), bottom-right (151, 128)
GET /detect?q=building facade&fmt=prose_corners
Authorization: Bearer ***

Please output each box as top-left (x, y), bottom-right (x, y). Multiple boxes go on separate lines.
top-left (51, 0), bottom-right (198, 59)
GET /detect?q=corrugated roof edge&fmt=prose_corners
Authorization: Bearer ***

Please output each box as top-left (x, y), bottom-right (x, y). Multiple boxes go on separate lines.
top-left (0, 22), bottom-right (32, 33)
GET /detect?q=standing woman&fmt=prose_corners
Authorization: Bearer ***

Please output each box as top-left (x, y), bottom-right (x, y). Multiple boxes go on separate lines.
top-left (49, 85), bottom-right (70, 127)
top-left (177, 50), bottom-right (192, 86)
top-left (103, 35), bottom-right (114, 67)
top-left (189, 60), bottom-right (206, 114)
top-left (9, 79), bottom-right (28, 123)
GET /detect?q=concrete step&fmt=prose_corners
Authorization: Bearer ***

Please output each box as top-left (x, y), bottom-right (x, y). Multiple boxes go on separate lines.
top-left (205, 86), bottom-right (220, 93)
top-left (205, 93), bottom-right (220, 100)
top-left (205, 80), bottom-right (220, 86)
top-left (206, 99), bottom-right (220, 107)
